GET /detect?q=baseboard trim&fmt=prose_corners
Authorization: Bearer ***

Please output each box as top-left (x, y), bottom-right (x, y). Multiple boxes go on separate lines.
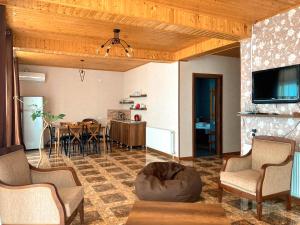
top-left (222, 151), bottom-right (241, 156)
top-left (146, 147), bottom-right (195, 161)
top-left (146, 147), bottom-right (174, 159)
top-left (292, 196), bottom-right (300, 205)
top-left (174, 156), bottom-right (194, 161)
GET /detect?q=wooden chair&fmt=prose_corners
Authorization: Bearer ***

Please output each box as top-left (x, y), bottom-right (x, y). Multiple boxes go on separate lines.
top-left (68, 124), bottom-right (84, 157)
top-left (48, 125), bottom-right (58, 157)
top-left (105, 124), bottom-right (112, 152)
top-left (82, 118), bottom-right (98, 124)
top-left (86, 123), bottom-right (101, 154)
top-left (219, 136), bottom-right (295, 220)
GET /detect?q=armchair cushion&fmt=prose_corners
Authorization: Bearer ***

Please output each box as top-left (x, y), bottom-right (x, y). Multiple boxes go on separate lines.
top-left (262, 161), bottom-right (293, 196)
top-left (220, 169), bottom-right (262, 195)
top-left (224, 155), bottom-right (252, 172)
top-left (57, 186), bottom-right (84, 217)
top-left (31, 168), bottom-right (78, 188)
top-left (0, 150), bottom-right (31, 185)
top-left (252, 139), bottom-right (292, 171)
top-left (0, 184), bottom-right (61, 224)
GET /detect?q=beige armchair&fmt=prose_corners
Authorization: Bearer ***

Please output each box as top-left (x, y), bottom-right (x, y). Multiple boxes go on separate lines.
top-left (0, 145), bottom-right (84, 225)
top-left (219, 136), bottom-right (295, 220)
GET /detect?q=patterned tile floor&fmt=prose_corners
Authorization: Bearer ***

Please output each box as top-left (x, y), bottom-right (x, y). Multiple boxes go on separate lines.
top-left (26, 145), bottom-right (300, 225)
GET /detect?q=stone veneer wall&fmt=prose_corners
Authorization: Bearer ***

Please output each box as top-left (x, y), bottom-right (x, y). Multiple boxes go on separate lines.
top-left (241, 7), bottom-right (300, 154)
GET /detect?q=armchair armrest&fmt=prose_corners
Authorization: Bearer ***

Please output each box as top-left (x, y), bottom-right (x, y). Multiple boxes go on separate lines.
top-left (0, 182), bottom-right (65, 224)
top-left (258, 156), bottom-right (293, 196)
top-left (30, 165), bottom-right (81, 188)
top-left (222, 151), bottom-right (252, 172)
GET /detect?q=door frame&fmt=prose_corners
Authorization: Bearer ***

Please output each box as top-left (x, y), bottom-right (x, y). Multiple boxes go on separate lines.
top-left (192, 73), bottom-right (223, 157)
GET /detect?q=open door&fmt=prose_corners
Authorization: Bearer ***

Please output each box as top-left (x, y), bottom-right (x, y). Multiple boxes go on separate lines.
top-left (192, 73), bottom-right (223, 157)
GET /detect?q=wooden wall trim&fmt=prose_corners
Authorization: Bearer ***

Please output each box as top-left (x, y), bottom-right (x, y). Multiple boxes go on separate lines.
top-left (175, 39), bottom-right (239, 61)
top-left (0, 5), bottom-right (6, 149)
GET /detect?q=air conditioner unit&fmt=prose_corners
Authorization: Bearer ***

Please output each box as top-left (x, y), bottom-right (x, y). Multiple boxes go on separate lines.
top-left (19, 72), bottom-right (46, 82)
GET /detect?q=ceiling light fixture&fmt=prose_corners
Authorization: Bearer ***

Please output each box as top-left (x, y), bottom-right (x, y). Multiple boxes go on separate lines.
top-left (96, 29), bottom-right (133, 57)
top-left (79, 59), bottom-right (86, 82)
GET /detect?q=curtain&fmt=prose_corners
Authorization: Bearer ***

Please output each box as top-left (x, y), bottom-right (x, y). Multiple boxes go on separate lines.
top-left (0, 5), bottom-right (6, 148)
top-left (0, 5), bottom-right (23, 149)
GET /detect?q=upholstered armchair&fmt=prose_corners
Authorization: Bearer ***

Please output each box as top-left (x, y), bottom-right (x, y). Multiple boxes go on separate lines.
top-left (0, 145), bottom-right (84, 225)
top-left (219, 136), bottom-right (295, 220)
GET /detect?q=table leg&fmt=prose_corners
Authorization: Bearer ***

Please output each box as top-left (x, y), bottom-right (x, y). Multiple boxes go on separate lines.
top-left (102, 127), bottom-right (106, 152)
top-left (57, 128), bottom-right (60, 156)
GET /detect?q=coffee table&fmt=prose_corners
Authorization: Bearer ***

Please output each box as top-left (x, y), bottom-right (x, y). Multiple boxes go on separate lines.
top-left (126, 201), bottom-right (230, 225)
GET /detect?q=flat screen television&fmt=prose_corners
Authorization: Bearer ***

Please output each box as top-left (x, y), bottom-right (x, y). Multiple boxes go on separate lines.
top-left (252, 64), bottom-right (300, 104)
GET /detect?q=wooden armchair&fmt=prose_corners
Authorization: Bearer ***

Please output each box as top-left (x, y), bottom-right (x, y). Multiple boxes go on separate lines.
top-left (219, 136), bottom-right (295, 220)
top-left (0, 145), bottom-right (84, 225)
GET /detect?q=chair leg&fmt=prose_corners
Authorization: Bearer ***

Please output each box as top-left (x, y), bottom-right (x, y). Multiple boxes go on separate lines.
top-left (49, 138), bottom-right (52, 158)
top-left (218, 185), bottom-right (223, 203)
top-left (286, 194), bottom-right (292, 210)
top-left (257, 201), bottom-right (262, 220)
top-left (79, 200), bottom-right (84, 225)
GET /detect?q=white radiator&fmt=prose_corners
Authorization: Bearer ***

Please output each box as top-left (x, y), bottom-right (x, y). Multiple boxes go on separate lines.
top-left (291, 152), bottom-right (300, 198)
top-left (146, 127), bottom-right (175, 156)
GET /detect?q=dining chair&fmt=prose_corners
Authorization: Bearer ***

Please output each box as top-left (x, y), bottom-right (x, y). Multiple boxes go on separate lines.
top-left (68, 124), bottom-right (84, 157)
top-left (82, 118), bottom-right (98, 124)
top-left (48, 125), bottom-right (58, 157)
top-left (86, 123), bottom-right (101, 154)
top-left (105, 124), bottom-right (112, 152)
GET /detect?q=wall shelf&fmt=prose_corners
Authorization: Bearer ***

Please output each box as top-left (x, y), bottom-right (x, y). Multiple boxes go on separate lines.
top-left (119, 101), bottom-right (134, 104)
top-left (130, 107), bottom-right (147, 111)
top-left (238, 112), bottom-right (300, 119)
top-left (129, 94), bottom-right (147, 98)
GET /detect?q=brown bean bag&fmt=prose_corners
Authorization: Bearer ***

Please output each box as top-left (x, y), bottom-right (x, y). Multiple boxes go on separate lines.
top-left (135, 162), bottom-right (202, 202)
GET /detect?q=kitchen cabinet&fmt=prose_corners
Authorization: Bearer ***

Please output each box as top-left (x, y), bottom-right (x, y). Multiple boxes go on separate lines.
top-left (110, 120), bottom-right (146, 148)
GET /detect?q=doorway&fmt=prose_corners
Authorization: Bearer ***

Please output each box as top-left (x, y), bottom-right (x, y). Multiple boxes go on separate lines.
top-left (192, 73), bottom-right (223, 157)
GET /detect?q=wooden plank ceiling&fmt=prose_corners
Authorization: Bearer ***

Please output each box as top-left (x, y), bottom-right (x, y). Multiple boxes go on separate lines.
top-left (1, 0), bottom-right (300, 71)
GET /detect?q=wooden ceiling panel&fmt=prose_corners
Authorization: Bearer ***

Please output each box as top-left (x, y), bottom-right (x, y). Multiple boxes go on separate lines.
top-left (2, 0), bottom-right (299, 71)
top-left (149, 0), bottom-right (300, 23)
top-left (16, 51), bottom-right (148, 72)
top-left (6, 6), bottom-right (208, 52)
top-left (214, 47), bottom-right (240, 58)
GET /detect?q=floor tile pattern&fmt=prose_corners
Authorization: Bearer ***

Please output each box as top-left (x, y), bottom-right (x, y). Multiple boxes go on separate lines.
top-left (26, 145), bottom-right (300, 225)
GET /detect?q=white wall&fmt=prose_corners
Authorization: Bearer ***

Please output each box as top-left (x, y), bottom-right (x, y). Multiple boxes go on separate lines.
top-left (123, 62), bottom-right (179, 156)
top-left (180, 55), bottom-right (241, 157)
top-left (19, 65), bottom-right (124, 123)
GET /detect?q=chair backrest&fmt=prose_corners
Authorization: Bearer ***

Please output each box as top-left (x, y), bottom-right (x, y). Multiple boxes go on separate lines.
top-left (68, 124), bottom-right (83, 142)
top-left (251, 136), bottom-right (295, 171)
top-left (0, 145), bottom-right (32, 185)
top-left (87, 123), bottom-right (101, 141)
top-left (82, 118), bottom-right (98, 124)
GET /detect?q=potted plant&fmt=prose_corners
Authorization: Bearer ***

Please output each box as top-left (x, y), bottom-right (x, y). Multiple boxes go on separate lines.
top-left (31, 103), bottom-right (65, 167)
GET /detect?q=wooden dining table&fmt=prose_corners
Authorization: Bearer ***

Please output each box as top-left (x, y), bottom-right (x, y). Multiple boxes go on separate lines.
top-left (55, 124), bottom-right (106, 155)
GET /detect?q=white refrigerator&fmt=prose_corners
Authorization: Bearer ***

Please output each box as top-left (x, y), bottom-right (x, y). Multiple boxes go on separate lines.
top-left (21, 96), bottom-right (44, 150)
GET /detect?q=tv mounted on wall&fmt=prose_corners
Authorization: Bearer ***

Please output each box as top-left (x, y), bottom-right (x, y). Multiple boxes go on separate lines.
top-left (252, 64), bottom-right (300, 104)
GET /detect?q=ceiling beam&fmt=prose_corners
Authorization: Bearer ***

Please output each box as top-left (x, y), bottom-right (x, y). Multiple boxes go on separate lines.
top-left (4, 0), bottom-right (251, 41)
top-left (174, 39), bottom-right (239, 60)
top-left (13, 34), bottom-right (175, 62)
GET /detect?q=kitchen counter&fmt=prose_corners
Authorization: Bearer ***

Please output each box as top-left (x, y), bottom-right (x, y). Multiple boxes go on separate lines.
top-left (110, 120), bottom-right (146, 149)
top-left (111, 119), bottom-right (146, 124)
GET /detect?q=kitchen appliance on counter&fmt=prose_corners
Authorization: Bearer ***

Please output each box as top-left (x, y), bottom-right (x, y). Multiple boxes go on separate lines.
top-left (134, 114), bottom-right (142, 121)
